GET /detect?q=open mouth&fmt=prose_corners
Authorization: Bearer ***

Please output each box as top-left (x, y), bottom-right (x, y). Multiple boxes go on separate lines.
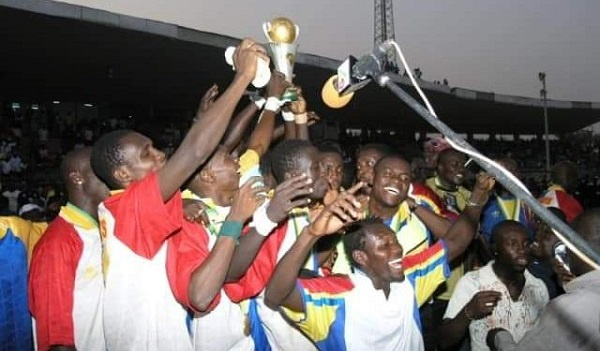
top-left (384, 186), bottom-right (400, 195)
top-left (388, 257), bottom-right (403, 269)
top-left (516, 257), bottom-right (528, 266)
top-left (455, 173), bottom-right (464, 180)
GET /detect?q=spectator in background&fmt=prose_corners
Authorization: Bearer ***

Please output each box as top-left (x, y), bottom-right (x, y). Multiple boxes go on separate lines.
top-left (539, 161), bottom-right (583, 223)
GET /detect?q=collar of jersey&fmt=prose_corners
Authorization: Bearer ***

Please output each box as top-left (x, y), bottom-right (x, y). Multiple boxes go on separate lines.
top-left (59, 202), bottom-right (98, 230)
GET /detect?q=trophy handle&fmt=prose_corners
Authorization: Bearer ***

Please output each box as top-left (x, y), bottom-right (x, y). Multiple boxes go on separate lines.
top-left (262, 22), bottom-right (272, 41)
top-left (294, 25), bottom-right (300, 39)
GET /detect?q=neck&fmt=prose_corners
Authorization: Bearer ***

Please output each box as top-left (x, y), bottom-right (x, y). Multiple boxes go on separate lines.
top-left (368, 197), bottom-right (399, 220)
top-left (492, 261), bottom-right (524, 285)
top-left (436, 176), bottom-right (458, 192)
top-left (364, 270), bottom-right (391, 298)
top-left (70, 195), bottom-right (100, 221)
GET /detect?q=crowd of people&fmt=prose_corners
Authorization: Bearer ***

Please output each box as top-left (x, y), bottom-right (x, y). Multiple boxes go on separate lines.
top-left (1, 37), bottom-right (599, 351)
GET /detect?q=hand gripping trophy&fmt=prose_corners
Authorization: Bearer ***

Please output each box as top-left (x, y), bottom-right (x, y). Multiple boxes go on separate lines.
top-left (263, 17), bottom-right (300, 101)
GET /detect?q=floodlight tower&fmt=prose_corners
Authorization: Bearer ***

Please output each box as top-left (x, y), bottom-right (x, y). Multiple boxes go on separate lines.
top-left (374, 0), bottom-right (397, 71)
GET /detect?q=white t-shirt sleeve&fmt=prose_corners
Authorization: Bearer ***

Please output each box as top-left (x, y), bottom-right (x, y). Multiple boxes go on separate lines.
top-left (443, 272), bottom-right (479, 319)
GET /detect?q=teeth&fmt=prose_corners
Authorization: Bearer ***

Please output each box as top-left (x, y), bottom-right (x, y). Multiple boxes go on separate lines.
top-left (456, 174), bottom-right (464, 179)
top-left (384, 186), bottom-right (399, 195)
top-left (388, 257), bottom-right (402, 266)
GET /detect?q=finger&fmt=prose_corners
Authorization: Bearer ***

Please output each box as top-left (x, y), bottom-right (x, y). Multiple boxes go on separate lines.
top-left (345, 181), bottom-right (365, 195)
top-left (287, 198), bottom-right (312, 209)
top-left (329, 206), bottom-right (350, 222)
top-left (284, 185), bottom-right (314, 201)
top-left (335, 198), bottom-right (361, 219)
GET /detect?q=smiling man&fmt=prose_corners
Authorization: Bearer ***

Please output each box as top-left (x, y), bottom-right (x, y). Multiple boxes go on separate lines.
top-left (264, 172), bottom-right (493, 350)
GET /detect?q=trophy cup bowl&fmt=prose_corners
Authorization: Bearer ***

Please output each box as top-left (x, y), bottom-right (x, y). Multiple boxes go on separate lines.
top-left (263, 17), bottom-right (300, 101)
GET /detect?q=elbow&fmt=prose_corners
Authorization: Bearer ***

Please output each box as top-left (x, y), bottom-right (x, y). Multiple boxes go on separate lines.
top-left (263, 288), bottom-right (280, 310)
top-left (189, 290), bottom-right (217, 313)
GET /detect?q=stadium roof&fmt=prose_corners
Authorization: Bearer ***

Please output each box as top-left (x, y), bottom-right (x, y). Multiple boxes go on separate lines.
top-left (1, 0), bottom-right (599, 134)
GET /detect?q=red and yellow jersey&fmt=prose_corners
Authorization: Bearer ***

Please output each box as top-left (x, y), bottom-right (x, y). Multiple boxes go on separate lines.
top-left (29, 204), bottom-right (105, 351)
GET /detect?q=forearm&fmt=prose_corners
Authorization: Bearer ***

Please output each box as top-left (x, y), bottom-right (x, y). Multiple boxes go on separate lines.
top-left (283, 121), bottom-right (296, 140)
top-left (160, 74), bottom-right (251, 200)
top-left (412, 206), bottom-right (451, 238)
top-left (264, 230), bottom-right (316, 310)
top-left (182, 75), bottom-right (250, 163)
top-left (295, 120), bottom-right (309, 140)
top-left (438, 310), bottom-right (472, 349)
top-left (444, 192), bottom-right (486, 260)
top-left (272, 124), bottom-right (285, 141)
top-left (226, 229), bottom-right (267, 281)
top-left (188, 236), bottom-right (237, 311)
top-left (246, 110), bottom-right (277, 156)
top-left (221, 103), bottom-right (259, 153)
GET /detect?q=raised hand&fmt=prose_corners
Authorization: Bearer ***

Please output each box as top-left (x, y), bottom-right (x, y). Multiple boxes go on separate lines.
top-left (464, 290), bottom-right (502, 320)
top-left (183, 199), bottom-right (209, 225)
top-left (267, 71), bottom-right (290, 99)
top-left (199, 84), bottom-right (219, 113)
top-left (233, 38), bottom-right (270, 82)
top-left (470, 172), bottom-right (496, 205)
top-left (307, 182), bottom-right (364, 237)
top-left (288, 87), bottom-right (307, 114)
top-left (228, 177), bottom-right (268, 223)
top-left (266, 174), bottom-right (314, 223)
top-left (307, 111), bottom-right (321, 126)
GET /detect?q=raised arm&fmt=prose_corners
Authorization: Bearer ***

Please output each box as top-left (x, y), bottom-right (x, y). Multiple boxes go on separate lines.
top-left (188, 178), bottom-right (266, 311)
top-left (264, 183), bottom-right (363, 311)
top-left (157, 39), bottom-right (268, 201)
top-left (244, 72), bottom-right (289, 156)
top-left (443, 173), bottom-right (495, 261)
top-left (221, 103), bottom-right (260, 153)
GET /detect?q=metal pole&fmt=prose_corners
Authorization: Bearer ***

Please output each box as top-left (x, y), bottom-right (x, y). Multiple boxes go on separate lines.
top-left (539, 72), bottom-right (551, 173)
top-left (376, 73), bottom-right (600, 266)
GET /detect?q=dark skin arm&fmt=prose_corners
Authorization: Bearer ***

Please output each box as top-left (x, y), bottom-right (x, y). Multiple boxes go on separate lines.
top-left (156, 39), bottom-right (269, 201)
top-left (264, 183), bottom-right (363, 311)
top-left (442, 173), bottom-right (495, 261)
top-left (405, 199), bottom-right (452, 240)
top-left (188, 178), bottom-right (266, 311)
top-left (244, 72), bottom-right (289, 156)
top-left (289, 88), bottom-right (309, 140)
top-left (221, 103), bottom-right (260, 154)
top-left (225, 174), bottom-right (314, 281)
top-left (439, 290), bottom-right (502, 349)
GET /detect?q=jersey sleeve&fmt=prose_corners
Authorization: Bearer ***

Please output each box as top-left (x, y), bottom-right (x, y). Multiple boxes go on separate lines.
top-left (280, 275), bottom-right (353, 349)
top-left (166, 221), bottom-right (220, 312)
top-left (402, 240), bottom-right (450, 306)
top-left (223, 223), bottom-right (288, 302)
top-left (28, 220), bottom-right (82, 350)
top-left (105, 172), bottom-right (183, 259)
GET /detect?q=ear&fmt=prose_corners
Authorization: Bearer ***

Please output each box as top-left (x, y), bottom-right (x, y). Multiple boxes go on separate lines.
top-left (352, 250), bottom-right (368, 267)
top-left (113, 166), bottom-right (131, 186)
top-left (68, 171), bottom-right (84, 186)
top-left (199, 169), bottom-right (215, 183)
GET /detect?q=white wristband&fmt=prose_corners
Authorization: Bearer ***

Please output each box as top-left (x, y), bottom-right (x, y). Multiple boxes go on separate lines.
top-left (264, 96), bottom-right (285, 112)
top-left (252, 202), bottom-right (278, 236)
top-left (254, 98), bottom-right (266, 109)
top-left (295, 112), bottom-right (308, 124)
top-left (282, 110), bottom-right (295, 122)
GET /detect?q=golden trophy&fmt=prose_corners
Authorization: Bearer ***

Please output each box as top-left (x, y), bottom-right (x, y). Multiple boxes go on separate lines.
top-left (263, 17), bottom-right (299, 101)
